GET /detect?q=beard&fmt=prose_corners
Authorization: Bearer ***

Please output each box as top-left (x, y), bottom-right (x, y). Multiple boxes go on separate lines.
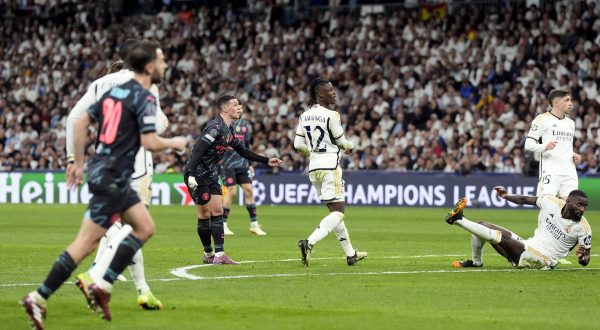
top-left (150, 69), bottom-right (163, 84)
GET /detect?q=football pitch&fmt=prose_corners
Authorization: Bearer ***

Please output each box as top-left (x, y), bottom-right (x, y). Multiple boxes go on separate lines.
top-left (1, 204), bottom-right (598, 330)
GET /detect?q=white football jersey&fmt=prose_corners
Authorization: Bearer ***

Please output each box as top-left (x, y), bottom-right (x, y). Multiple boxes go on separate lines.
top-left (526, 112), bottom-right (576, 177)
top-left (526, 195), bottom-right (592, 262)
top-left (295, 105), bottom-right (349, 171)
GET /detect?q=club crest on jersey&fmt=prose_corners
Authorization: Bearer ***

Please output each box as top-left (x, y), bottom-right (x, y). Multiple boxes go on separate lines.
top-left (236, 126), bottom-right (241, 132)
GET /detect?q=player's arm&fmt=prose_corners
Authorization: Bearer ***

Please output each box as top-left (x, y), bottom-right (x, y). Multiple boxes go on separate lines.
top-left (66, 87), bottom-right (97, 163)
top-left (150, 84), bottom-right (169, 135)
top-left (140, 133), bottom-right (185, 152)
top-left (576, 246), bottom-right (590, 266)
top-left (231, 139), bottom-right (282, 167)
top-left (293, 123), bottom-right (310, 156)
top-left (67, 111), bottom-right (93, 188)
top-left (137, 96), bottom-right (186, 152)
top-left (493, 186), bottom-right (538, 206)
top-left (524, 117), bottom-right (556, 153)
top-left (329, 112), bottom-right (354, 151)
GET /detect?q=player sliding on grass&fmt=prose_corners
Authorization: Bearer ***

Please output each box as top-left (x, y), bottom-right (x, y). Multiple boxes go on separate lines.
top-left (294, 77), bottom-right (367, 267)
top-left (446, 187), bottom-right (591, 269)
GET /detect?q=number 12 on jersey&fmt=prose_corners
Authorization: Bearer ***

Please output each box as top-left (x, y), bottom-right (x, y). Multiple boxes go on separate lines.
top-left (304, 125), bottom-right (327, 153)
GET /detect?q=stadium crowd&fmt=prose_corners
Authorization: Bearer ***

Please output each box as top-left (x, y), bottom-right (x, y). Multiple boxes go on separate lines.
top-left (0, 0), bottom-right (599, 176)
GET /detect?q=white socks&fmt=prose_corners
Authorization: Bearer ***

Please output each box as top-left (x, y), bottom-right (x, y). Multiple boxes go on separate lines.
top-left (89, 224), bottom-right (133, 291)
top-left (92, 222), bottom-right (122, 265)
top-left (334, 221), bottom-right (355, 257)
top-left (455, 217), bottom-right (502, 244)
top-left (128, 250), bottom-right (150, 294)
top-left (307, 211), bottom-right (344, 247)
top-left (470, 234), bottom-right (484, 265)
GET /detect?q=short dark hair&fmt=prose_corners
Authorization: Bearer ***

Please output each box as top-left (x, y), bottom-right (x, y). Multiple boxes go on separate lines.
top-left (118, 38), bottom-right (139, 66)
top-left (568, 190), bottom-right (588, 200)
top-left (128, 40), bottom-right (160, 74)
top-left (217, 95), bottom-right (236, 110)
top-left (548, 89), bottom-right (570, 106)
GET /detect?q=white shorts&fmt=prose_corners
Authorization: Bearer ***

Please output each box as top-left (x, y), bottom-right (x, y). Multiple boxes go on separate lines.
top-left (536, 174), bottom-right (577, 199)
top-left (130, 149), bottom-right (154, 206)
top-left (308, 167), bottom-right (345, 203)
top-left (517, 242), bottom-right (557, 270)
top-left (130, 173), bottom-right (152, 206)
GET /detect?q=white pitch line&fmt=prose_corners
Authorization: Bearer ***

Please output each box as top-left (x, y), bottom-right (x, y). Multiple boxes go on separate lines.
top-left (169, 266), bottom-right (600, 281)
top-left (3, 254), bottom-right (599, 288)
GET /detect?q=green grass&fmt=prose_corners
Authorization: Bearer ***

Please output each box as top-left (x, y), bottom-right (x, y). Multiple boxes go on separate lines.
top-left (1, 204), bottom-right (599, 330)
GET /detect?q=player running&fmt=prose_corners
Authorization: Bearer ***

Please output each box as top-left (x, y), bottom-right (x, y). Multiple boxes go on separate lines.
top-left (65, 39), bottom-right (166, 310)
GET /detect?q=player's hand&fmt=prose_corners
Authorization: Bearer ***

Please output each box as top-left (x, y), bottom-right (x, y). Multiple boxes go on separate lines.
top-left (545, 141), bottom-right (558, 150)
top-left (493, 186), bottom-right (508, 198)
top-left (576, 246), bottom-right (586, 260)
top-left (66, 164), bottom-right (83, 189)
top-left (248, 166), bottom-right (255, 178)
top-left (573, 153), bottom-right (582, 164)
top-left (65, 162), bottom-right (74, 178)
top-left (268, 158), bottom-right (283, 167)
top-left (187, 176), bottom-right (198, 190)
top-left (171, 136), bottom-right (188, 152)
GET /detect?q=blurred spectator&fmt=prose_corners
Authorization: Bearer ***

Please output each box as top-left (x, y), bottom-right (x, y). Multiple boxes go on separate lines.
top-left (0, 0), bottom-right (598, 176)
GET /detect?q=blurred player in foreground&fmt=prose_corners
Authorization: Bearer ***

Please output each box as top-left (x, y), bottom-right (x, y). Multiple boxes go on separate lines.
top-left (65, 39), bottom-right (167, 310)
top-left (21, 40), bottom-right (187, 330)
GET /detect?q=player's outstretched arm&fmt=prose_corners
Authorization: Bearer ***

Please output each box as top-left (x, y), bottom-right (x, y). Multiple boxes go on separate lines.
top-left (493, 186), bottom-right (538, 206)
top-left (140, 132), bottom-right (187, 152)
top-left (231, 143), bottom-right (282, 167)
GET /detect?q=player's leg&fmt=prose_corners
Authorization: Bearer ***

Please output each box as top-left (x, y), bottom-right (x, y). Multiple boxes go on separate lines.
top-left (241, 177), bottom-right (266, 235)
top-left (537, 173), bottom-right (560, 198)
top-left (186, 174), bottom-right (215, 263)
top-left (222, 184), bottom-right (236, 235)
top-left (127, 172), bottom-right (162, 309)
top-left (446, 198), bottom-right (524, 266)
top-left (87, 190), bottom-right (152, 320)
top-left (87, 223), bottom-right (131, 283)
top-left (91, 222), bottom-right (122, 268)
top-left (209, 183), bottom-right (238, 265)
top-left (557, 175), bottom-right (578, 200)
top-left (22, 207), bottom-right (107, 328)
top-left (452, 234), bottom-right (486, 268)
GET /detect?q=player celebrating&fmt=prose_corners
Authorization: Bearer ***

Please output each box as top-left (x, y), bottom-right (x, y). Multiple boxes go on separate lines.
top-left (294, 77), bottom-right (367, 267)
top-left (220, 105), bottom-right (266, 236)
top-left (446, 187), bottom-right (591, 269)
top-left (524, 89), bottom-right (582, 199)
top-left (65, 39), bottom-right (166, 310)
top-left (184, 95), bottom-right (281, 265)
top-left (21, 40), bottom-right (187, 330)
